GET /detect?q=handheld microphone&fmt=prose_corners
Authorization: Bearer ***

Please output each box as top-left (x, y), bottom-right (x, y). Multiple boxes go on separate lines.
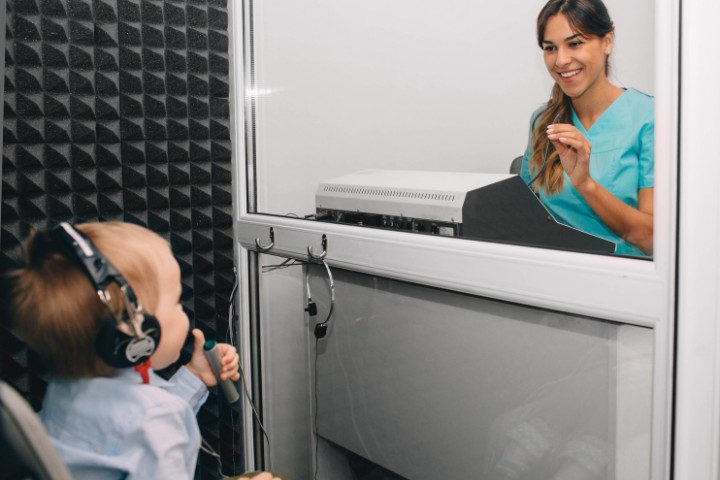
top-left (203, 340), bottom-right (240, 403)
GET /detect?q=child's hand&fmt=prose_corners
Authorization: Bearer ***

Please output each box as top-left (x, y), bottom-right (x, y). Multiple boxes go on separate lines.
top-left (186, 329), bottom-right (240, 387)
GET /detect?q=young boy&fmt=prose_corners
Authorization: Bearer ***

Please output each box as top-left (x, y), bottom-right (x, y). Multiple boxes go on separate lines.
top-left (5, 221), bottom-right (247, 479)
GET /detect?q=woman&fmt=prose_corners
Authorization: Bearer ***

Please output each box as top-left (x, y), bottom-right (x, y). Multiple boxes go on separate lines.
top-left (520, 0), bottom-right (654, 256)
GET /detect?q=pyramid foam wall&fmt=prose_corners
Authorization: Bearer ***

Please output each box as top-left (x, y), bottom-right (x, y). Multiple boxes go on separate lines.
top-left (1, 0), bottom-right (242, 476)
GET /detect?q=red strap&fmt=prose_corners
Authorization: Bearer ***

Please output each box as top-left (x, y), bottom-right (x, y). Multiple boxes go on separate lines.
top-left (134, 360), bottom-right (152, 384)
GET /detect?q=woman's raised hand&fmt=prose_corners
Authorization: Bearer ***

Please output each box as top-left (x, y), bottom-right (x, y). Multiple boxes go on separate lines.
top-left (546, 123), bottom-right (593, 190)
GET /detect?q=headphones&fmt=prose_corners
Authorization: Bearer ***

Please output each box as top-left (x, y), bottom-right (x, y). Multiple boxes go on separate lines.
top-left (50, 223), bottom-right (162, 369)
top-left (305, 259), bottom-right (335, 339)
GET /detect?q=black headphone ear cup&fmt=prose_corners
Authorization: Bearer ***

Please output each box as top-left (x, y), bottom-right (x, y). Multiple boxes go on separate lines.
top-left (314, 322), bottom-right (328, 339)
top-left (95, 314), bottom-right (162, 368)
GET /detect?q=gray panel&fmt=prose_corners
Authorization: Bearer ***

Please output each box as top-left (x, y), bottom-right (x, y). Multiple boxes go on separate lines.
top-left (259, 257), bottom-right (313, 478)
top-left (310, 268), bottom-right (652, 480)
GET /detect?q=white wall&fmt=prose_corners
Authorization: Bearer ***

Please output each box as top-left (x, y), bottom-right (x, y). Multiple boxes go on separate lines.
top-left (249, 0), bottom-right (654, 216)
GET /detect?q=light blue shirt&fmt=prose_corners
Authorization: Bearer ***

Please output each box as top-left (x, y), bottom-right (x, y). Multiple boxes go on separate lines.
top-left (40, 366), bottom-right (209, 480)
top-left (520, 88), bottom-right (654, 256)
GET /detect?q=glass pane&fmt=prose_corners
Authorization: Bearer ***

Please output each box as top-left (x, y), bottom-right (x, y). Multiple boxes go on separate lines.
top-left (258, 262), bottom-right (653, 479)
top-left (245, 0), bottom-right (656, 257)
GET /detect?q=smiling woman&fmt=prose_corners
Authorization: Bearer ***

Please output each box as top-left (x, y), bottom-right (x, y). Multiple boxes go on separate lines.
top-left (520, 0), bottom-right (655, 257)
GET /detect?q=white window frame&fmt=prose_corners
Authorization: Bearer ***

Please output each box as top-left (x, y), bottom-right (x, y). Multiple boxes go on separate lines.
top-left (673, 0), bottom-right (720, 479)
top-left (228, 0), bottom-right (683, 478)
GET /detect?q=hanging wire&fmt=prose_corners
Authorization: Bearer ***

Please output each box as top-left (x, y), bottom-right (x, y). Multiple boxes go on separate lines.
top-left (227, 267), bottom-right (273, 472)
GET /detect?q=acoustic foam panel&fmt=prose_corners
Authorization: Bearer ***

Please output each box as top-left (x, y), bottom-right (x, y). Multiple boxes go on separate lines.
top-left (1, 0), bottom-right (242, 477)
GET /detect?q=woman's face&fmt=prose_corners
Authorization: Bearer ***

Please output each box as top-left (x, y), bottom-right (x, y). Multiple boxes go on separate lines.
top-left (541, 13), bottom-right (613, 100)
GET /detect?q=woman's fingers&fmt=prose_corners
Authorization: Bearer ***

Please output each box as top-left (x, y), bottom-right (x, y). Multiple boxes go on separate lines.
top-left (546, 122), bottom-right (577, 134)
top-left (547, 124), bottom-right (590, 150)
top-left (549, 138), bottom-right (571, 154)
top-left (556, 136), bottom-right (586, 151)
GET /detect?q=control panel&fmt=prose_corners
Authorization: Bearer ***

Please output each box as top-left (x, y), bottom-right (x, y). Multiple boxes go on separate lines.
top-left (315, 209), bottom-right (459, 237)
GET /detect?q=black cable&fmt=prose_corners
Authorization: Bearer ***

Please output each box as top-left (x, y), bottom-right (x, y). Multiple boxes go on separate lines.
top-left (238, 366), bottom-right (273, 470)
top-left (226, 267), bottom-right (273, 473)
top-left (527, 113), bottom-right (563, 188)
top-left (527, 138), bottom-right (553, 188)
top-left (313, 337), bottom-right (320, 480)
top-left (311, 260), bottom-right (336, 478)
top-left (261, 258), bottom-right (303, 273)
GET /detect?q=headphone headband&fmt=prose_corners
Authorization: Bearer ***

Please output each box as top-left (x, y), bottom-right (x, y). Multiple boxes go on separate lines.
top-left (53, 223), bottom-right (136, 306)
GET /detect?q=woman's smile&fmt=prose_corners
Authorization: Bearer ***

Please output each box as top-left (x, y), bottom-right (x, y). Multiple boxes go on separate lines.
top-left (558, 69), bottom-right (582, 80)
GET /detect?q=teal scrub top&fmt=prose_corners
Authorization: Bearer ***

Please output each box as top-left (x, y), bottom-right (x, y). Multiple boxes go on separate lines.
top-left (520, 88), bottom-right (654, 256)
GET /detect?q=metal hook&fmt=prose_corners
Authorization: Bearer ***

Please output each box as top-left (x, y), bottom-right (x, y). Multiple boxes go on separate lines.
top-left (307, 234), bottom-right (327, 261)
top-left (255, 227), bottom-right (275, 252)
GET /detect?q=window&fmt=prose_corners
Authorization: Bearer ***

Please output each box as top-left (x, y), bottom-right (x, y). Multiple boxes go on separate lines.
top-left (231, 0), bottom-right (679, 477)
top-left (242, 0), bottom-right (657, 258)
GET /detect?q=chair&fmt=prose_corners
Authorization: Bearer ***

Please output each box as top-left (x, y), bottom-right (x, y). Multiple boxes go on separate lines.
top-left (510, 155), bottom-right (523, 174)
top-left (0, 380), bottom-right (72, 480)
